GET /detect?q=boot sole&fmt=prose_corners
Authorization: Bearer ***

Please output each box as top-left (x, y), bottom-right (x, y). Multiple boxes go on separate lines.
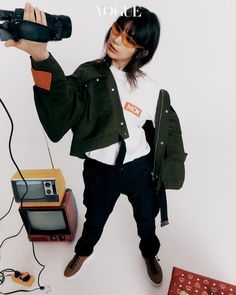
top-left (148, 277), bottom-right (163, 287)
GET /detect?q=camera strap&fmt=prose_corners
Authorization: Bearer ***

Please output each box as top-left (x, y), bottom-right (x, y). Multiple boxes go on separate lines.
top-left (19, 20), bottom-right (50, 42)
top-left (0, 20), bottom-right (50, 42)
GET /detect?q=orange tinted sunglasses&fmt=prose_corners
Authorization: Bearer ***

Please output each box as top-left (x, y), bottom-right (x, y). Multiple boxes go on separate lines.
top-left (111, 22), bottom-right (142, 49)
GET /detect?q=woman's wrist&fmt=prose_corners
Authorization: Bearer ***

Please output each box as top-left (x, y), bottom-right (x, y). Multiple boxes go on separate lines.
top-left (31, 51), bottom-right (50, 62)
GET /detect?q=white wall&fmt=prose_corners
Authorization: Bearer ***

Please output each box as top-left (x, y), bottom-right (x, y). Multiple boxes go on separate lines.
top-left (0, 0), bottom-right (236, 294)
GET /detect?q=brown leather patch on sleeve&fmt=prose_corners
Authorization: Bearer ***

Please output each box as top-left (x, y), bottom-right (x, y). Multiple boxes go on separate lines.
top-left (31, 68), bottom-right (52, 91)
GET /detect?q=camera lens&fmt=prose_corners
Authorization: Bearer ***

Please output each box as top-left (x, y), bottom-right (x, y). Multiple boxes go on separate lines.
top-left (60, 15), bottom-right (72, 39)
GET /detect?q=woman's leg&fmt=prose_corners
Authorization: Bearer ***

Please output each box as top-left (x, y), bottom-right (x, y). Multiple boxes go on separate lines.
top-left (75, 158), bottom-right (120, 256)
top-left (124, 155), bottom-right (160, 257)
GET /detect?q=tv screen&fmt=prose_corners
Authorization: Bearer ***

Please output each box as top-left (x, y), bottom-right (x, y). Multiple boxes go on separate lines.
top-left (26, 210), bottom-right (68, 232)
top-left (19, 188), bottom-right (78, 241)
top-left (15, 180), bottom-right (45, 199)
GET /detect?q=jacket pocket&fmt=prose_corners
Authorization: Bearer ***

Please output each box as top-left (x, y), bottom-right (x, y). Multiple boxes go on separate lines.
top-left (162, 152), bottom-right (187, 189)
top-left (84, 79), bottom-right (111, 122)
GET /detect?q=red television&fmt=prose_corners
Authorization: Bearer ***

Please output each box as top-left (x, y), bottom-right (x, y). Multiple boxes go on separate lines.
top-left (19, 188), bottom-right (78, 242)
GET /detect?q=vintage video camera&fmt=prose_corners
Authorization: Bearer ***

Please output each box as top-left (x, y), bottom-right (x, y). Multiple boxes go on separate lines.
top-left (0, 8), bottom-right (72, 42)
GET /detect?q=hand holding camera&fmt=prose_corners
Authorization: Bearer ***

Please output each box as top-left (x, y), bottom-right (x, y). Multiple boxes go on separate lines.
top-left (4, 3), bottom-right (49, 61)
top-left (2, 2), bottom-right (72, 61)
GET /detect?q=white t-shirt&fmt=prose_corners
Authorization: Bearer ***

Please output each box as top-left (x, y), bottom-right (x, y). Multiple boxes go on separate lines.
top-left (86, 64), bottom-right (161, 165)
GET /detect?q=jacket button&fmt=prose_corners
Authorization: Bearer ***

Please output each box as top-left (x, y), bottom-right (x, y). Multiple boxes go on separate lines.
top-left (160, 141), bottom-right (164, 145)
top-left (111, 88), bottom-right (115, 91)
top-left (85, 84), bottom-right (88, 87)
top-left (120, 122), bottom-right (124, 126)
top-left (124, 133), bottom-right (127, 136)
top-left (165, 110), bottom-right (169, 113)
top-left (96, 78), bottom-right (100, 82)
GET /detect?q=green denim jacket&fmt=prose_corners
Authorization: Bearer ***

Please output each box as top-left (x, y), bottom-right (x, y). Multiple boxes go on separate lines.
top-left (31, 54), bottom-right (187, 223)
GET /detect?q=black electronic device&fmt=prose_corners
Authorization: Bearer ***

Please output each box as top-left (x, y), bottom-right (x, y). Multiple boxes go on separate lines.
top-left (0, 8), bottom-right (72, 42)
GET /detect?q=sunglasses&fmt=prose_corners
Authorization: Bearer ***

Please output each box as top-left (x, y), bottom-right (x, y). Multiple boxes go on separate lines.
top-left (111, 22), bottom-right (142, 49)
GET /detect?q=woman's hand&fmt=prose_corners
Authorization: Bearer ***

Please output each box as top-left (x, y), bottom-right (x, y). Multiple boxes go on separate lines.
top-left (4, 2), bottom-right (49, 61)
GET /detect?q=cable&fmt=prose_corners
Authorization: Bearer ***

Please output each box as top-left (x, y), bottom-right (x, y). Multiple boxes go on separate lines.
top-left (0, 98), bottom-right (28, 208)
top-left (0, 224), bottom-right (24, 249)
top-left (0, 270), bottom-right (14, 285)
top-left (0, 98), bottom-right (47, 293)
top-left (0, 288), bottom-right (41, 294)
top-left (0, 99), bottom-right (19, 221)
top-left (0, 269), bottom-right (15, 286)
top-left (0, 197), bottom-right (14, 221)
top-left (31, 241), bottom-right (45, 289)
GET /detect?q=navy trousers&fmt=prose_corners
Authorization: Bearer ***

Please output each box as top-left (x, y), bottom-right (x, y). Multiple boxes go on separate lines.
top-left (74, 153), bottom-right (160, 258)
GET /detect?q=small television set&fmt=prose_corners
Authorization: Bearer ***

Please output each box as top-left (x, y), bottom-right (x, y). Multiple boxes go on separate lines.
top-left (11, 169), bottom-right (65, 207)
top-left (19, 188), bottom-right (78, 242)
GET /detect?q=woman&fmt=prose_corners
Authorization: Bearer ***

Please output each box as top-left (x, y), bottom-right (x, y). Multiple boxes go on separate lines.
top-left (5, 2), bottom-right (186, 287)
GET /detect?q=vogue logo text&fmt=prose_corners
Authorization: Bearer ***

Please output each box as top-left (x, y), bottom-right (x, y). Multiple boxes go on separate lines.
top-left (96, 5), bottom-right (142, 17)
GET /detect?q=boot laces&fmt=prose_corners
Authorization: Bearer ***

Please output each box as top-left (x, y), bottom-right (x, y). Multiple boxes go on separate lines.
top-left (69, 255), bottom-right (80, 269)
top-left (147, 257), bottom-right (160, 274)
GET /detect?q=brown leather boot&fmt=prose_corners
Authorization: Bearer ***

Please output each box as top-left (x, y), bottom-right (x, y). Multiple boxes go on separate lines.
top-left (64, 254), bottom-right (89, 278)
top-left (144, 257), bottom-right (163, 286)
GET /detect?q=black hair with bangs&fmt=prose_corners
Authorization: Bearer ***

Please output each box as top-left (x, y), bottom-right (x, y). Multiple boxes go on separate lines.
top-left (102, 7), bottom-right (161, 88)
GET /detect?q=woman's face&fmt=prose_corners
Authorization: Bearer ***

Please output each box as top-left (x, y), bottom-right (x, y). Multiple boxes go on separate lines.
top-left (106, 22), bottom-right (138, 69)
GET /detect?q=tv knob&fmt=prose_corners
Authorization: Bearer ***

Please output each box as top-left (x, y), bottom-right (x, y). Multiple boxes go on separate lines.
top-left (59, 236), bottom-right (65, 241)
top-left (44, 182), bottom-right (51, 187)
top-left (50, 235), bottom-right (57, 241)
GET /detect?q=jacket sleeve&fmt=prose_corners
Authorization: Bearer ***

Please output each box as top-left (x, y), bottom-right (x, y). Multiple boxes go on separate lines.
top-left (31, 53), bottom-right (84, 142)
top-left (161, 104), bottom-right (188, 189)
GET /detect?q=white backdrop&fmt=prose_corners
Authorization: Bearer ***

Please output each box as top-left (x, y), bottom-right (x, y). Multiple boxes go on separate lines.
top-left (0, 0), bottom-right (236, 294)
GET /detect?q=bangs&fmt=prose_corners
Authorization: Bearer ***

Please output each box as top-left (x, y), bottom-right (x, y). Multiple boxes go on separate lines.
top-left (116, 17), bottom-right (150, 48)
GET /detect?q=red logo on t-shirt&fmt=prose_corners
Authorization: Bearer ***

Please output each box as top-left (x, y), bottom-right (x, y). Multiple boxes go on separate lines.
top-left (124, 102), bottom-right (142, 117)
